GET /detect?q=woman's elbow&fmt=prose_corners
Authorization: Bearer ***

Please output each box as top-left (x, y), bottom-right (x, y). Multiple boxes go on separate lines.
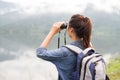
top-left (36, 48), bottom-right (42, 58)
top-left (36, 48), bottom-right (47, 58)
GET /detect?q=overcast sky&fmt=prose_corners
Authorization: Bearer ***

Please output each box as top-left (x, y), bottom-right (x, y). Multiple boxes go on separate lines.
top-left (0, 0), bottom-right (120, 15)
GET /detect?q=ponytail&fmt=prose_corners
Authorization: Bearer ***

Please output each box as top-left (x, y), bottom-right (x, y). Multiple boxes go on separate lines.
top-left (69, 14), bottom-right (92, 48)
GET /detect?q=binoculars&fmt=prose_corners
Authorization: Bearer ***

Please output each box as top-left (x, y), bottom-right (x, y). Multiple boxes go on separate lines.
top-left (58, 23), bottom-right (67, 48)
top-left (60, 23), bottom-right (67, 29)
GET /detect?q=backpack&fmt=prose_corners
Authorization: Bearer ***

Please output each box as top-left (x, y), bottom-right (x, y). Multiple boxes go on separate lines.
top-left (64, 45), bottom-right (110, 80)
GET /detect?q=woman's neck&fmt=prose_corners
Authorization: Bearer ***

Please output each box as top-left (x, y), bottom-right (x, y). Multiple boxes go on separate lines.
top-left (72, 36), bottom-right (82, 42)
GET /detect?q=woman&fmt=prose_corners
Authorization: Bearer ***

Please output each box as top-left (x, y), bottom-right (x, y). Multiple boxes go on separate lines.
top-left (36, 14), bottom-right (92, 80)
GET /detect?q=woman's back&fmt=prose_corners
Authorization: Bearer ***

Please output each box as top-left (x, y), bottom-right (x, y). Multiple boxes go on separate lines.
top-left (36, 41), bottom-right (85, 80)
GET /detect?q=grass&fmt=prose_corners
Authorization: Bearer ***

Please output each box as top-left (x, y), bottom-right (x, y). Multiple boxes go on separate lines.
top-left (107, 56), bottom-right (120, 80)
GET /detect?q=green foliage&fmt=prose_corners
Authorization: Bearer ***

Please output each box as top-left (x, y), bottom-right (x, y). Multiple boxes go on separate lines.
top-left (107, 56), bottom-right (120, 80)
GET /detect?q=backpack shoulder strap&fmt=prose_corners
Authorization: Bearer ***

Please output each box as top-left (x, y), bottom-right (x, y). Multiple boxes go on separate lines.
top-left (64, 45), bottom-right (82, 54)
top-left (64, 45), bottom-right (95, 55)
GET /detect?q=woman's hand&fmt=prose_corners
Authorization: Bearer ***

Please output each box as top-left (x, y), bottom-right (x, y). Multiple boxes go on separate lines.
top-left (50, 22), bottom-right (64, 35)
top-left (40, 22), bottom-right (64, 48)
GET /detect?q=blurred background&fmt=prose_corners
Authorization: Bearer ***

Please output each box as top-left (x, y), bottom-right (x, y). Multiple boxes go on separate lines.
top-left (0, 0), bottom-right (120, 80)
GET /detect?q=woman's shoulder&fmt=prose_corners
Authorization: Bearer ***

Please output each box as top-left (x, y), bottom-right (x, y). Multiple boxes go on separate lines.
top-left (60, 46), bottom-right (76, 56)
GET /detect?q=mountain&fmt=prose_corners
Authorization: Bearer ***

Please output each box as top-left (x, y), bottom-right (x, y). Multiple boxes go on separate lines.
top-left (0, 7), bottom-right (120, 61)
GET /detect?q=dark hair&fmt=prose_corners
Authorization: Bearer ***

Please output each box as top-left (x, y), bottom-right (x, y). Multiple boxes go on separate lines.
top-left (69, 14), bottom-right (92, 48)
